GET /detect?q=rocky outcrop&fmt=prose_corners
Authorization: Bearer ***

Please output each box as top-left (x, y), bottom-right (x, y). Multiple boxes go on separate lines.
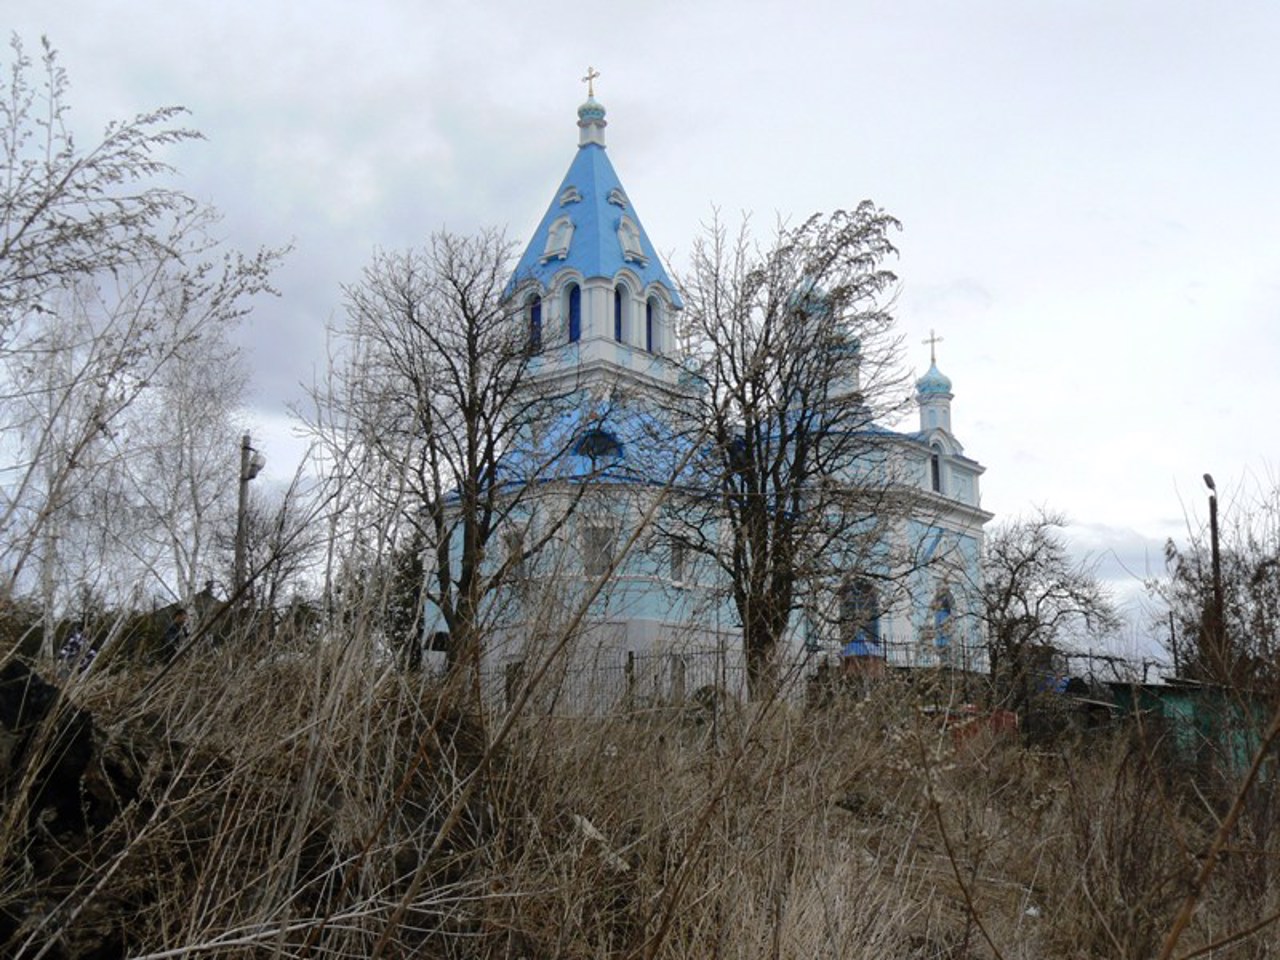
top-left (0, 657), bottom-right (497, 958)
top-left (1, 659), bottom-right (141, 957)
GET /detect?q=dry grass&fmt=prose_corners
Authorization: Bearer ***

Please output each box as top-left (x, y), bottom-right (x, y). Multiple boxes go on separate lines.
top-left (3, 628), bottom-right (1280, 959)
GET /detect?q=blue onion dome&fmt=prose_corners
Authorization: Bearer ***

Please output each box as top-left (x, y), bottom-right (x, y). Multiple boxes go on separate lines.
top-left (788, 277), bottom-right (831, 320)
top-left (916, 362), bottom-right (952, 395)
top-left (577, 96), bottom-right (606, 123)
top-left (831, 332), bottom-right (861, 356)
top-left (677, 359), bottom-right (701, 391)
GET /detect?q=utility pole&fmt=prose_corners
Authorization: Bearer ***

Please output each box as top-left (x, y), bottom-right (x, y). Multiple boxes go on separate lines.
top-left (1204, 473), bottom-right (1226, 681)
top-left (234, 433), bottom-right (266, 600)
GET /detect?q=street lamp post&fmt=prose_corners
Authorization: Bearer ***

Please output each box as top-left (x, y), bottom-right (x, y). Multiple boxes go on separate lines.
top-left (234, 433), bottom-right (266, 599)
top-left (1204, 473), bottom-right (1225, 679)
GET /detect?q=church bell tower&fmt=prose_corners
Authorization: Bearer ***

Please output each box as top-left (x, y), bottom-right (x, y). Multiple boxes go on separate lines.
top-left (509, 70), bottom-right (683, 397)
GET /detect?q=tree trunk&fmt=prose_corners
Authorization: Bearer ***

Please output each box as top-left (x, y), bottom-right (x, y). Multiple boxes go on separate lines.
top-left (745, 626), bottom-right (780, 702)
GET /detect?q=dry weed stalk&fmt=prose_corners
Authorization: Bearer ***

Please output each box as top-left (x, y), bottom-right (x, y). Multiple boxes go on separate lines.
top-left (7, 608), bottom-right (1280, 957)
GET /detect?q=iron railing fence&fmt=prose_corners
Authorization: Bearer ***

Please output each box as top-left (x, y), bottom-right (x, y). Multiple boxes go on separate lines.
top-left (471, 635), bottom-right (993, 716)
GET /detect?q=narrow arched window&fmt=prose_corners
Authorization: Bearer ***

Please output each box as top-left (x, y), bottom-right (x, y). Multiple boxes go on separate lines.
top-left (567, 283), bottom-right (581, 343)
top-left (614, 285), bottom-right (624, 342)
top-left (583, 524), bottom-right (615, 577)
top-left (930, 446), bottom-right (942, 493)
top-left (526, 295), bottom-right (542, 355)
top-left (646, 297), bottom-right (657, 353)
top-left (934, 589), bottom-right (954, 648)
top-left (839, 577), bottom-right (881, 651)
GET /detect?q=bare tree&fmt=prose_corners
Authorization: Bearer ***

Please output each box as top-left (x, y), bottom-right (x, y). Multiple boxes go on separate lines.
top-left (1, 220), bottom-right (278, 606)
top-left (113, 327), bottom-right (248, 603)
top-left (664, 206), bottom-right (913, 700)
top-left (0, 35), bottom-right (199, 325)
top-left (312, 230), bottom-right (587, 678)
top-left (0, 37), bottom-right (282, 649)
top-left (26, 312), bottom-right (253, 618)
top-left (234, 479), bottom-right (326, 631)
top-left (981, 508), bottom-right (1119, 713)
top-left (1158, 478), bottom-right (1280, 691)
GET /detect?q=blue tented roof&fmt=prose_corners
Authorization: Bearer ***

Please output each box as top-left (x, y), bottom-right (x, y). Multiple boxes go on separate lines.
top-left (510, 99), bottom-right (681, 306)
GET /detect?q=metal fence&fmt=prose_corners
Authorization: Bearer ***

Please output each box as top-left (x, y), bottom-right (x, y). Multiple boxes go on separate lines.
top-left (481, 649), bottom-right (750, 716)
top-left (473, 634), bottom-right (994, 717)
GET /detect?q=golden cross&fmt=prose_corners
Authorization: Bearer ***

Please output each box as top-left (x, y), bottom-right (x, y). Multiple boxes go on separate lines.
top-left (582, 66), bottom-right (600, 98)
top-left (923, 329), bottom-right (943, 365)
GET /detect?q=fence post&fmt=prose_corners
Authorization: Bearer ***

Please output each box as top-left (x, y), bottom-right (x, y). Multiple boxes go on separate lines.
top-left (625, 651), bottom-right (636, 711)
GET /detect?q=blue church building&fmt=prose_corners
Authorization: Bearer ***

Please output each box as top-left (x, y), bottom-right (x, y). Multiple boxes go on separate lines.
top-left (426, 88), bottom-right (992, 706)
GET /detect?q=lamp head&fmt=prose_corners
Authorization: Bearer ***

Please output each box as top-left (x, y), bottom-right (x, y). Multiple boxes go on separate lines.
top-left (246, 450), bottom-right (266, 481)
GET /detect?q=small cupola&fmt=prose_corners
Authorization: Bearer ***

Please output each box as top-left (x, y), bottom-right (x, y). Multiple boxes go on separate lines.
top-left (577, 67), bottom-right (607, 148)
top-left (916, 330), bottom-right (953, 434)
top-left (916, 363), bottom-right (952, 397)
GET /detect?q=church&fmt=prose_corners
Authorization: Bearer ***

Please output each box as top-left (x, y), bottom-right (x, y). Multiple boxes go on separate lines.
top-left (426, 83), bottom-right (992, 707)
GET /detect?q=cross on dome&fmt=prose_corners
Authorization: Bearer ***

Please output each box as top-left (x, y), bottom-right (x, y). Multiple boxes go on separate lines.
top-left (582, 66), bottom-right (600, 98)
top-left (923, 329), bottom-right (943, 365)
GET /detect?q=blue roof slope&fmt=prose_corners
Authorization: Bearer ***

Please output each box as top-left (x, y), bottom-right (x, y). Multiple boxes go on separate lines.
top-left (491, 401), bottom-right (695, 491)
top-left (841, 637), bottom-right (884, 658)
top-left (510, 135), bottom-right (682, 306)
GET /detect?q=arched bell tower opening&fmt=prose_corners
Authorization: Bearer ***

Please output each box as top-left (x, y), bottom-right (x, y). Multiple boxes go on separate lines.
top-left (646, 296), bottom-right (658, 353)
top-left (526, 293), bottom-right (542, 355)
top-left (566, 282), bottom-right (581, 343)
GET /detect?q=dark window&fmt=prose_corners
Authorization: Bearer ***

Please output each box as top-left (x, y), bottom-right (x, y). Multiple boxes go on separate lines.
top-left (670, 539), bottom-right (686, 582)
top-left (567, 283), bottom-right (581, 342)
top-left (726, 435), bottom-right (749, 472)
top-left (527, 296), bottom-right (542, 355)
top-left (584, 525), bottom-right (615, 577)
top-left (575, 429), bottom-right (622, 460)
top-left (930, 448), bottom-right (942, 493)
top-left (504, 660), bottom-right (525, 709)
top-left (614, 286), bottom-right (624, 342)
top-left (646, 298), bottom-right (656, 352)
top-left (504, 527), bottom-right (526, 583)
top-left (840, 578), bottom-right (881, 648)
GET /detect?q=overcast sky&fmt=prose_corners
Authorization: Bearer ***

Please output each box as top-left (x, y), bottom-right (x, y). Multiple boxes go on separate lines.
top-left (10, 1), bottom-right (1279, 625)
